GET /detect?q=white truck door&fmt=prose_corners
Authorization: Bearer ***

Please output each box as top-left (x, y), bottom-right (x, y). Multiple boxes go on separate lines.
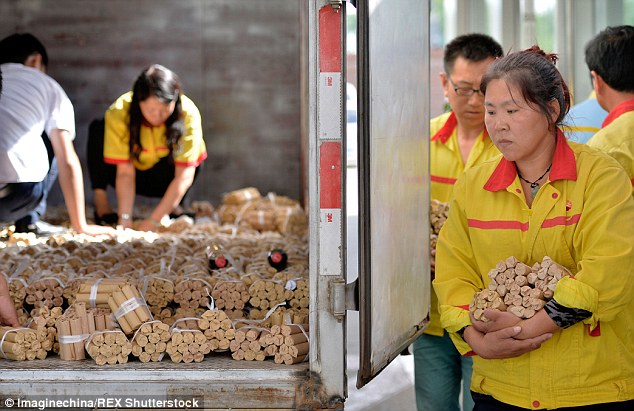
top-left (355, 0), bottom-right (431, 388)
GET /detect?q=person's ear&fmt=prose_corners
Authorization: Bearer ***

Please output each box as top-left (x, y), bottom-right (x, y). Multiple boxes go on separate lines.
top-left (24, 53), bottom-right (46, 73)
top-left (591, 70), bottom-right (604, 95)
top-left (548, 98), bottom-right (561, 124)
top-left (440, 72), bottom-right (449, 97)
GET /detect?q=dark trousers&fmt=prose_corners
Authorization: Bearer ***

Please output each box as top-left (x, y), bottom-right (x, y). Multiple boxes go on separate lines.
top-left (0, 132), bottom-right (56, 224)
top-left (86, 119), bottom-right (200, 204)
top-left (472, 392), bottom-right (634, 411)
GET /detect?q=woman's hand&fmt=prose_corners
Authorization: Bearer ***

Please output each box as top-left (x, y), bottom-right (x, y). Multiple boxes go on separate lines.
top-left (470, 309), bottom-right (522, 334)
top-left (464, 324), bottom-right (552, 359)
top-left (0, 276), bottom-right (20, 327)
top-left (118, 218), bottom-right (133, 230)
top-left (75, 224), bottom-right (117, 237)
top-left (136, 219), bottom-right (159, 232)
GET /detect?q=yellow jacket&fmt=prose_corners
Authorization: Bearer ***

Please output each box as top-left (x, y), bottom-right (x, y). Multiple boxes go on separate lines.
top-left (434, 132), bottom-right (634, 408)
top-left (587, 98), bottom-right (634, 193)
top-left (104, 92), bottom-right (207, 170)
top-left (427, 112), bottom-right (499, 335)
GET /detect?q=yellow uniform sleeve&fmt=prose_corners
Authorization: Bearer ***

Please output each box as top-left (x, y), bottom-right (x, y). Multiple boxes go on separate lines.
top-left (433, 176), bottom-right (484, 354)
top-left (554, 157), bottom-right (634, 331)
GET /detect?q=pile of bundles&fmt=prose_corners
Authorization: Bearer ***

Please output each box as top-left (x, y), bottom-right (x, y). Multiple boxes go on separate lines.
top-left (85, 330), bottom-right (133, 365)
top-left (0, 326), bottom-right (48, 361)
top-left (229, 322), bottom-right (309, 365)
top-left (217, 187), bottom-right (307, 237)
top-left (29, 306), bottom-right (63, 354)
top-left (0, 187), bottom-right (311, 366)
top-left (130, 321), bottom-right (171, 363)
top-left (470, 256), bottom-right (570, 321)
top-left (429, 200), bottom-right (449, 276)
top-left (164, 309), bottom-right (234, 363)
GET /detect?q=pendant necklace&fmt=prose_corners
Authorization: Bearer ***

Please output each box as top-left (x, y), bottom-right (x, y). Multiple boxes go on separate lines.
top-left (517, 163), bottom-right (552, 198)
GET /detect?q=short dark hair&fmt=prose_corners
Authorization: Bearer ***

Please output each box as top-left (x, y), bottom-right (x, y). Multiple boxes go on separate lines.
top-left (0, 33), bottom-right (49, 66)
top-left (585, 25), bottom-right (634, 93)
top-left (443, 33), bottom-right (503, 74)
top-left (481, 46), bottom-right (571, 128)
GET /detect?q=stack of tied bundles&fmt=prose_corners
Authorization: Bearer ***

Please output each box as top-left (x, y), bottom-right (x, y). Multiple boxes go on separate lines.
top-left (268, 194), bottom-right (308, 237)
top-left (243, 201), bottom-right (277, 232)
top-left (189, 200), bottom-right (214, 218)
top-left (56, 302), bottom-right (115, 361)
top-left (74, 278), bottom-right (133, 308)
top-left (173, 277), bottom-right (212, 311)
top-left (197, 309), bottom-right (235, 352)
top-left (470, 256), bottom-right (570, 321)
top-left (130, 320), bottom-right (171, 363)
top-left (429, 199), bottom-right (450, 277)
top-left (29, 306), bottom-right (63, 354)
top-left (269, 323), bottom-right (309, 365)
top-left (7, 277), bottom-right (27, 314)
top-left (217, 188), bottom-right (308, 236)
top-left (140, 276), bottom-right (175, 316)
top-left (73, 279), bottom-right (152, 335)
top-left (108, 284), bottom-right (152, 335)
top-left (165, 318), bottom-right (211, 364)
top-left (85, 330), bottom-right (133, 365)
top-left (217, 187), bottom-right (262, 225)
top-left (248, 279), bottom-right (291, 312)
top-left (24, 272), bottom-right (67, 310)
top-left (0, 326), bottom-right (48, 361)
top-left (230, 324), bottom-right (269, 361)
top-left (211, 279), bottom-right (250, 319)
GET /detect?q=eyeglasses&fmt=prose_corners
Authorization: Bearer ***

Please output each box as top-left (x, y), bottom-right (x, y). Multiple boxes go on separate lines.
top-left (448, 76), bottom-right (484, 97)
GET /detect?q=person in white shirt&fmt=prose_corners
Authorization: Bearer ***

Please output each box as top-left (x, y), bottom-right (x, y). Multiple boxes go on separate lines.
top-left (0, 33), bottom-right (115, 237)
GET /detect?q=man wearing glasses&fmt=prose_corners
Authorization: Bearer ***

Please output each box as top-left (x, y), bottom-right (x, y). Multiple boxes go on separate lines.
top-left (413, 33), bottom-right (503, 411)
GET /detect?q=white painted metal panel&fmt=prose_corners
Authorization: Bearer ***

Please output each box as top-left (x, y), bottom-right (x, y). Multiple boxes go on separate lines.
top-left (357, 0), bottom-right (431, 388)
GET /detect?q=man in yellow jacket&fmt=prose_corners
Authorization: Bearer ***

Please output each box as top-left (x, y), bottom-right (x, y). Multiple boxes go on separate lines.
top-left (413, 33), bottom-right (502, 411)
top-left (585, 25), bottom-right (634, 193)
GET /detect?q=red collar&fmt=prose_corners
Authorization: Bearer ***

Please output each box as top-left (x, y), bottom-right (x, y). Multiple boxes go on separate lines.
top-left (602, 98), bottom-right (634, 128)
top-left (431, 112), bottom-right (488, 144)
top-left (484, 129), bottom-right (577, 192)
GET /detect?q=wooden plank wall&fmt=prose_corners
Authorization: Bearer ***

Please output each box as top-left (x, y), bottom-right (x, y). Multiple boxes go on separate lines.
top-left (0, 0), bottom-right (302, 207)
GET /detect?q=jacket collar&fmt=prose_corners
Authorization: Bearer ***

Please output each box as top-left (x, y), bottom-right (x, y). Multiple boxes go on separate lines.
top-left (431, 111), bottom-right (489, 144)
top-left (602, 98), bottom-right (634, 128)
top-left (484, 129), bottom-right (577, 192)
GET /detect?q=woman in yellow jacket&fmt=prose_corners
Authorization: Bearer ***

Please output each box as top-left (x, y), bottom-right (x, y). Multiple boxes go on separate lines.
top-left (87, 64), bottom-right (206, 231)
top-left (434, 46), bottom-right (634, 410)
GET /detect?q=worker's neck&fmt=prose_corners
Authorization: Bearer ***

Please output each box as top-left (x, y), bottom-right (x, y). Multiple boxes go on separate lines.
top-left (456, 120), bottom-right (485, 142)
top-left (599, 88), bottom-right (634, 113)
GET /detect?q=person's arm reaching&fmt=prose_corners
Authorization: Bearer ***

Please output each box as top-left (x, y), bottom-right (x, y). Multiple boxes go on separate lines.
top-left (48, 129), bottom-right (116, 236)
top-left (115, 162), bottom-right (136, 229)
top-left (136, 165), bottom-right (196, 232)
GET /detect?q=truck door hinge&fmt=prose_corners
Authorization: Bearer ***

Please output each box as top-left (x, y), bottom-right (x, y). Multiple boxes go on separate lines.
top-left (331, 278), bottom-right (358, 321)
top-left (329, 0), bottom-right (343, 12)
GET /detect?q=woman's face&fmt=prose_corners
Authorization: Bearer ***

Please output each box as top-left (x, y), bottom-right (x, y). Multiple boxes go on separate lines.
top-left (484, 79), bottom-right (555, 163)
top-left (139, 95), bottom-right (176, 127)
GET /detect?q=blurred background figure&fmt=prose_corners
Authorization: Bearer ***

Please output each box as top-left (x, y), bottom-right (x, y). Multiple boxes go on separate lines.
top-left (585, 25), bottom-right (634, 191)
top-left (414, 33), bottom-right (503, 411)
top-left (0, 33), bottom-right (115, 237)
top-left (563, 90), bottom-right (607, 143)
top-left (87, 64), bottom-right (207, 231)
